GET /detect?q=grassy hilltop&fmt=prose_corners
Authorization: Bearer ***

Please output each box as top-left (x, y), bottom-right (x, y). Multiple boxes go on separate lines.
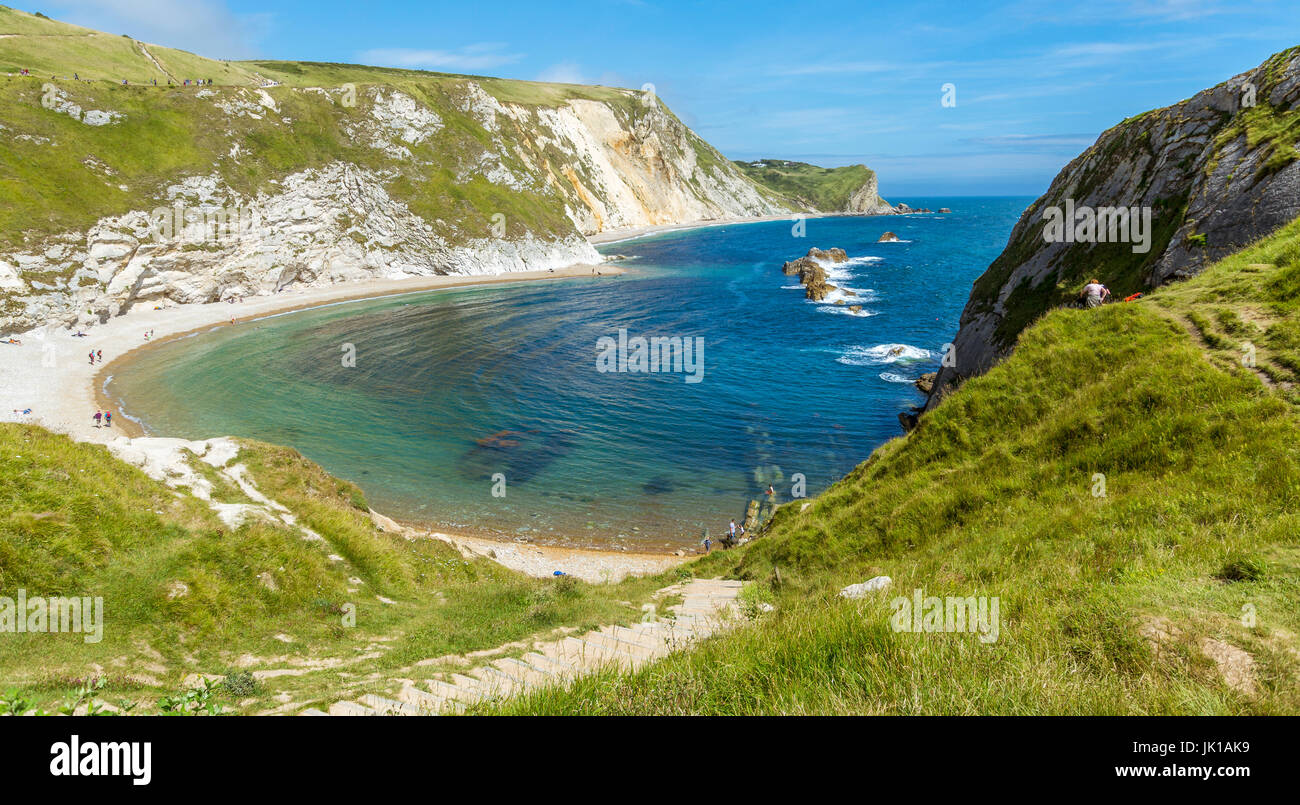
top-left (0, 7), bottom-right (262, 85)
top-left (733, 159), bottom-right (880, 212)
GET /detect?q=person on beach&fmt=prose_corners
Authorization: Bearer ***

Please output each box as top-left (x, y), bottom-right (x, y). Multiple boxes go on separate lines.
top-left (1081, 279), bottom-right (1110, 308)
top-left (722, 519), bottom-right (741, 548)
top-left (105, 411), bottom-right (112, 427)
top-left (93, 411), bottom-right (102, 427)
top-left (88, 350), bottom-right (95, 365)
top-left (96, 349), bottom-right (103, 363)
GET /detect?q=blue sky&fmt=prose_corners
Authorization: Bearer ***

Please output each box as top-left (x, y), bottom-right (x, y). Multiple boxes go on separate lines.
top-left (44, 0), bottom-right (1300, 196)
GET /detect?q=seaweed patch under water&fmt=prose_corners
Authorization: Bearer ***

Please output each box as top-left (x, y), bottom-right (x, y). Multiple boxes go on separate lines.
top-left (457, 426), bottom-right (579, 484)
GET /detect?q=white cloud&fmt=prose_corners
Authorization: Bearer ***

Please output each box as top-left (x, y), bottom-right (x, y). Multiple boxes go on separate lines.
top-left (1047, 41), bottom-right (1172, 60)
top-left (774, 61), bottom-right (904, 77)
top-left (534, 61), bottom-right (587, 84)
top-left (357, 44), bottom-right (524, 72)
top-left (47, 0), bottom-right (268, 59)
top-left (964, 133), bottom-right (1099, 148)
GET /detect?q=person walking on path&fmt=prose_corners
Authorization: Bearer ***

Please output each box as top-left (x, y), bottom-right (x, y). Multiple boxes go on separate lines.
top-left (104, 411), bottom-right (112, 428)
top-left (93, 411), bottom-right (102, 427)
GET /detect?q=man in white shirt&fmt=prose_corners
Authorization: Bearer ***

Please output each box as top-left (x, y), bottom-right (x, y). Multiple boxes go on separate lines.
top-left (1082, 278), bottom-right (1110, 308)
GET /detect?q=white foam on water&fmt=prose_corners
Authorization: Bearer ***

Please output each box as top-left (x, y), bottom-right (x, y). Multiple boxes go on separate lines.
top-left (837, 343), bottom-right (931, 366)
top-left (814, 254), bottom-right (880, 282)
top-left (809, 285), bottom-right (877, 304)
top-left (819, 305), bottom-right (877, 318)
top-left (878, 372), bottom-right (913, 383)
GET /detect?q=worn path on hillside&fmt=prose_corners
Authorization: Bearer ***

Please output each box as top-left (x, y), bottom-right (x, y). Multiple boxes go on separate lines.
top-left (306, 578), bottom-right (744, 716)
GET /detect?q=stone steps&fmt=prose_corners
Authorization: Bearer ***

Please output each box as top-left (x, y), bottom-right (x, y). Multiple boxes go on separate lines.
top-left (305, 577), bottom-right (743, 716)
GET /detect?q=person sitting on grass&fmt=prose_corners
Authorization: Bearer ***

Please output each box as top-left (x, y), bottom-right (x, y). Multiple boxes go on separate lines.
top-left (1081, 278), bottom-right (1110, 308)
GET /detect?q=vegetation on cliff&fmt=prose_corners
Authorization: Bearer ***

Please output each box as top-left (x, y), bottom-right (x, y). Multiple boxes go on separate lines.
top-left (733, 159), bottom-right (882, 212)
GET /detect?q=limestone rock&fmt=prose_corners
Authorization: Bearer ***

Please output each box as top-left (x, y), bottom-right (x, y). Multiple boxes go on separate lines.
top-left (839, 575), bottom-right (892, 598)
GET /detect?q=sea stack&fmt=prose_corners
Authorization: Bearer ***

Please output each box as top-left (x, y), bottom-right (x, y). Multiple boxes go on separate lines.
top-left (878, 231), bottom-right (901, 242)
top-left (781, 247), bottom-right (846, 301)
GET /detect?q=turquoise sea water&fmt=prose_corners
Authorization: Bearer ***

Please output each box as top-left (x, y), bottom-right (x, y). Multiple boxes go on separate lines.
top-left (107, 198), bottom-right (1031, 549)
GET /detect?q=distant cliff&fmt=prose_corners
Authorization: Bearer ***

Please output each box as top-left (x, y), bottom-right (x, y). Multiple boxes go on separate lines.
top-left (733, 159), bottom-right (895, 215)
top-left (927, 45), bottom-right (1300, 407)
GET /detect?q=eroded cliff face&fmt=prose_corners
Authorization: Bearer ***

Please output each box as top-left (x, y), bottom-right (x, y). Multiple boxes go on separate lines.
top-left (0, 79), bottom-right (793, 333)
top-left (511, 96), bottom-right (790, 233)
top-left (845, 172), bottom-right (895, 215)
top-left (926, 46), bottom-right (1300, 408)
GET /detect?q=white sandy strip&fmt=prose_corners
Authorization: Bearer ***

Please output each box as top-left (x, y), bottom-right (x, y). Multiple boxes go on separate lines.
top-left (367, 510), bottom-right (689, 583)
top-left (0, 264), bottom-right (615, 445)
top-left (587, 212), bottom-right (853, 245)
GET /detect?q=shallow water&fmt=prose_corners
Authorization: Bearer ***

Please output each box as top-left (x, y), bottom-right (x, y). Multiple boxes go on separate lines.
top-left (107, 198), bottom-right (1030, 549)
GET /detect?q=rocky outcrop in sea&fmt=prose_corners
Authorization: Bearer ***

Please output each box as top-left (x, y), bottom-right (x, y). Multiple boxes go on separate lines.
top-left (781, 247), bottom-right (847, 301)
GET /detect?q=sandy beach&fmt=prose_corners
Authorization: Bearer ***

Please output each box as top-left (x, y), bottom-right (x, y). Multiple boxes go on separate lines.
top-left (0, 264), bottom-right (623, 444)
top-left (589, 211), bottom-right (841, 245)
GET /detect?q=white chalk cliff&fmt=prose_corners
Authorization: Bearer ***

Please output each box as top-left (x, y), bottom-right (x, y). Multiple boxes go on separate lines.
top-left (1, 80), bottom-right (802, 333)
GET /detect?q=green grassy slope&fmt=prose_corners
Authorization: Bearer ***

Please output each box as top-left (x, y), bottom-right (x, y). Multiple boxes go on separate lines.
top-left (0, 6), bottom-right (262, 84)
top-left (0, 426), bottom-right (670, 713)
top-left (493, 219), bottom-right (1300, 715)
top-left (1151, 215), bottom-right (1300, 404)
top-left (733, 159), bottom-right (876, 211)
top-left (0, 74), bottom-right (586, 254)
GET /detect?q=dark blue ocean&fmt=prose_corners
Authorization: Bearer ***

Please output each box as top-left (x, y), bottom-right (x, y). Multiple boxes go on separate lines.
top-left (107, 198), bottom-right (1031, 549)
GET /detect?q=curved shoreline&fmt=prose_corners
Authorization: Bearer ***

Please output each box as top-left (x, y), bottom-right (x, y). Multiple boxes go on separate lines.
top-left (89, 264), bottom-right (624, 439)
